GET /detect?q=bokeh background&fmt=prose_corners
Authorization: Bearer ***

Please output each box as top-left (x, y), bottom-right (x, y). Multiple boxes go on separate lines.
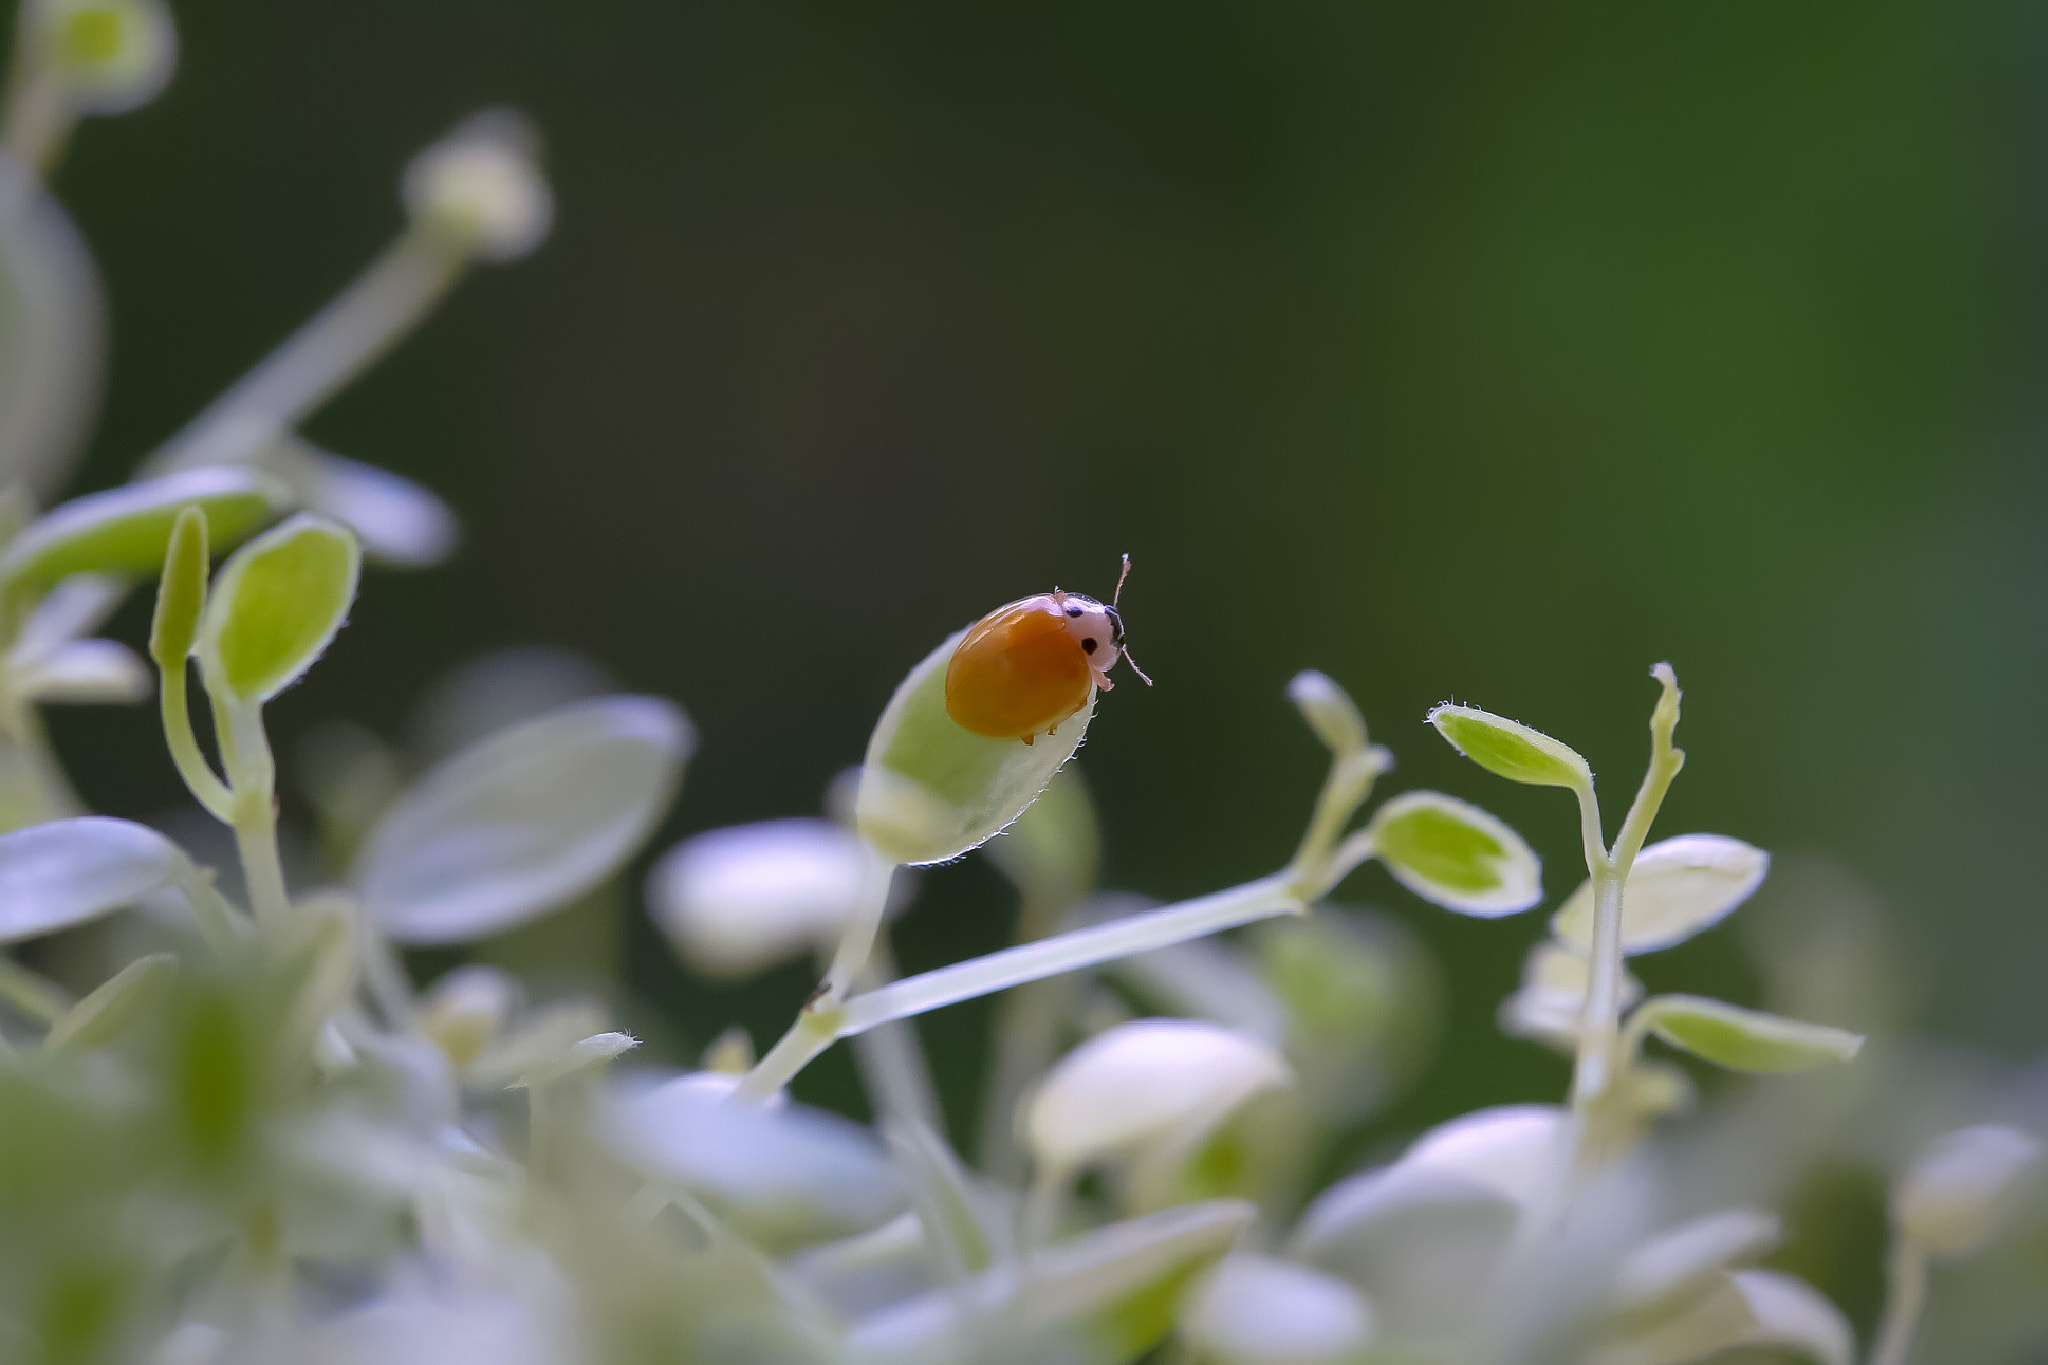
top-left (32, 3), bottom-right (2048, 1147)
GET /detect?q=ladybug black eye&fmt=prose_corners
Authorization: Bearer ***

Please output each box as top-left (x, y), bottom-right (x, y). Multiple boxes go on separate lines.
top-left (1065, 606), bottom-right (1083, 619)
top-left (1082, 637), bottom-right (1098, 654)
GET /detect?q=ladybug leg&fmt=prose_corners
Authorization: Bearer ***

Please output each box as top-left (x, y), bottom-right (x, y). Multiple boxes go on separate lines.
top-left (1092, 668), bottom-right (1116, 692)
top-left (1020, 733), bottom-right (1036, 747)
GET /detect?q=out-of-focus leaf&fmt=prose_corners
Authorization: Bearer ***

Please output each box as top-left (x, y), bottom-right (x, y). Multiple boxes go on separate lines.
top-left (1636, 996), bottom-right (1863, 1074)
top-left (13, 636), bottom-right (149, 703)
top-left (0, 815), bottom-right (185, 942)
top-left (1287, 670), bottom-right (1367, 756)
top-left (856, 627), bottom-right (1093, 866)
top-left (0, 152), bottom-right (103, 497)
top-left (1613, 1209), bottom-right (1781, 1318)
top-left (1367, 791), bottom-right (1541, 917)
top-left (606, 1072), bottom-right (905, 1252)
top-left (648, 818), bottom-right (871, 979)
top-left (1893, 1124), bottom-right (2042, 1259)
top-left (1028, 1018), bottom-right (1291, 1173)
top-left (1594, 1269), bottom-right (1851, 1365)
top-left (981, 763), bottom-right (1099, 906)
top-left (0, 466), bottom-right (286, 592)
top-left (844, 1200), bottom-right (1254, 1365)
top-left (358, 695), bottom-right (692, 944)
top-left (1553, 835), bottom-right (1769, 956)
top-left (1180, 1253), bottom-right (1375, 1365)
top-left (45, 951), bottom-right (176, 1054)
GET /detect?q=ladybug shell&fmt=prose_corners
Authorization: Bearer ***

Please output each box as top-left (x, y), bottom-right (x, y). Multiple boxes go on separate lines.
top-left (944, 595), bottom-right (1094, 741)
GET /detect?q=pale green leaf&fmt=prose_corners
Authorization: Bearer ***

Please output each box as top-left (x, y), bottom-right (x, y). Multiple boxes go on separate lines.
top-left (856, 626), bottom-right (1093, 865)
top-left (148, 504), bottom-right (207, 666)
top-left (1638, 995), bottom-right (1863, 1074)
top-left (0, 466), bottom-right (286, 593)
top-left (1427, 704), bottom-right (1591, 790)
top-left (1367, 790), bottom-right (1541, 917)
top-left (196, 513), bottom-right (360, 702)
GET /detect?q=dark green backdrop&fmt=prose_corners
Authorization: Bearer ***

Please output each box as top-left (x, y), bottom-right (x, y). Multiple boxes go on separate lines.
top-left (33, 1), bottom-right (2048, 1136)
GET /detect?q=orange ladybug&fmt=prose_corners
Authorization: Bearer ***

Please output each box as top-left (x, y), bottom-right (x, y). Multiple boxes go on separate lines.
top-left (944, 555), bottom-right (1153, 745)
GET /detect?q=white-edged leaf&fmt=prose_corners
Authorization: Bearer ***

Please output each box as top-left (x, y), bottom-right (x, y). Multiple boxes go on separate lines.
top-left (1367, 791), bottom-right (1541, 917)
top-left (856, 627), bottom-right (1094, 866)
top-left (1893, 1124), bottom-right (2042, 1259)
top-left (359, 695), bottom-right (692, 944)
top-left (1638, 995), bottom-right (1863, 1074)
top-left (1427, 705), bottom-right (1590, 790)
top-left (0, 816), bottom-right (185, 942)
top-left (1181, 1253), bottom-right (1375, 1365)
top-left (512, 1031), bottom-right (637, 1087)
top-left (1553, 835), bottom-right (1769, 956)
top-left (196, 513), bottom-right (361, 703)
top-left (1028, 1018), bottom-right (1290, 1173)
top-left (0, 466), bottom-right (287, 591)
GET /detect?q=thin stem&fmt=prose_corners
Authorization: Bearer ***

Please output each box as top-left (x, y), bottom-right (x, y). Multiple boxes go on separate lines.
top-left (849, 942), bottom-right (943, 1132)
top-left (151, 230), bottom-right (470, 471)
top-left (0, 26), bottom-right (70, 175)
top-left (839, 876), bottom-right (1300, 1037)
top-left (732, 1004), bottom-right (841, 1103)
top-left (219, 701), bottom-right (290, 930)
top-left (1288, 746), bottom-right (1387, 885)
top-left (159, 663), bottom-right (235, 822)
top-left (170, 863), bottom-right (248, 949)
top-left (817, 844), bottom-right (897, 1006)
top-left (1869, 1237), bottom-right (1929, 1365)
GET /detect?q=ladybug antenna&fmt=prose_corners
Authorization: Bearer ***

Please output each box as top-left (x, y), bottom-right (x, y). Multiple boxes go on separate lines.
top-left (1113, 552), bottom-right (1134, 607)
top-left (1121, 643), bottom-right (1154, 687)
top-left (1111, 554), bottom-right (1152, 685)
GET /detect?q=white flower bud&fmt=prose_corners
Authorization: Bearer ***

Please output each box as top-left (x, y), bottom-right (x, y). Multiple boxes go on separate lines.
top-left (1027, 1018), bottom-right (1290, 1174)
top-left (1893, 1123), bottom-right (2042, 1259)
top-left (402, 110), bottom-right (553, 262)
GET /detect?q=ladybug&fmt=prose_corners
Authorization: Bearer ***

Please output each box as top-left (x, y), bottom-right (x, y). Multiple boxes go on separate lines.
top-left (944, 555), bottom-right (1153, 745)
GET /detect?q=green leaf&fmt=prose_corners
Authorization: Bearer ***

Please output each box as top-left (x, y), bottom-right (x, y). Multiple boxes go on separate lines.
top-left (1427, 704), bottom-right (1591, 790)
top-left (856, 626), bottom-right (1094, 865)
top-left (1638, 995), bottom-right (1864, 1074)
top-left (196, 513), bottom-right (360, 703)
top-left (148, 504), bottom-right (207, 667)
top-left (45, 952), bottom-right (176, 1055)
top-left (0, 467), bottom-right (287, 594)
top-left (1366, 791), bottom-right (1541, 917)
top-left (1552, 834), bottom-right (1769, 956)
top-left (1287, 670), bottom-right (1367, 755)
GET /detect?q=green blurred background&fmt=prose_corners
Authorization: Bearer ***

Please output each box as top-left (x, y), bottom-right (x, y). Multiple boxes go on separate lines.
top-left (31, 2), bottom-right (2048, 1140)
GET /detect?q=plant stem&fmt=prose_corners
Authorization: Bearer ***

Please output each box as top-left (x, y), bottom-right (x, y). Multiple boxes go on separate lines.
top-left (159, 662), bottom-right (235, 822)
top-left (817, 844), bottom-right (897, 1006)
top-left (1868, 1237), bottom-right (1929, 1365)
top-left (0, 33), bottom-right (70, 175)
top-left (839, 876), bottom-right (1300, 1037)
top-left (219, 700), bottom-right (290, 930)
top-left (150, 229), bottom-right (470, 471)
